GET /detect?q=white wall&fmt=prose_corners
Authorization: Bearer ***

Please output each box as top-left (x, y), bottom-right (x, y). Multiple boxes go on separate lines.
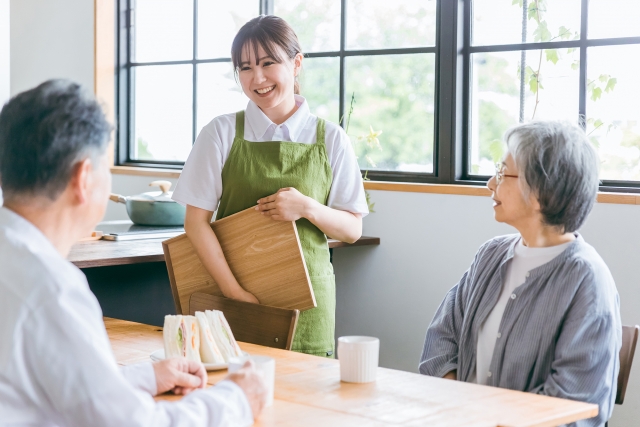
top-left (0, 0), bottom-right (9, 105)
top-left (9, 0), bottom-right (93, 96)
top-left (10, 1), bottom-right (640, 425)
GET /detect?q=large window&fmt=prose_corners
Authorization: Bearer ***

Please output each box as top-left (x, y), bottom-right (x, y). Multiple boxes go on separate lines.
top-left (467, 0), bottom-right (640, 190)
top-left (117, 0), bottom-right (640, 191)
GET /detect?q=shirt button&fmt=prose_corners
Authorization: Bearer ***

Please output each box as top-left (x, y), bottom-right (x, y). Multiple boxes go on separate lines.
top-left (497, 332), bottom-right (502, 338)
top-left (487, 371), bottom-right (492, 378)
top-left (510, 294), bottom-right (516, 300)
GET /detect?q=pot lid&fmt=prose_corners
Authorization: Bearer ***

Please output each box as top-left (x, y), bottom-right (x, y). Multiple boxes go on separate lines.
top-left (129, 180), bottom-right (176, 203)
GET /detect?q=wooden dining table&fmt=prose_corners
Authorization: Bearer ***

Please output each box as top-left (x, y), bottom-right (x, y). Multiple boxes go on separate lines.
top-left (106, 317), bottom-right (598, 427)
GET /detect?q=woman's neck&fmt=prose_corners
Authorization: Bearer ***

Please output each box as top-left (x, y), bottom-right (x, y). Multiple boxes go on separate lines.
top-left (517, 222), bottom-right (575, 248)
top-left (260, 95), bottom-right (298, 125)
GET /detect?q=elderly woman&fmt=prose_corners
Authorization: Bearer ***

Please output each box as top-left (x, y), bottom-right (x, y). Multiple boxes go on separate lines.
top-left (419, 121), bottom-right (621, 426)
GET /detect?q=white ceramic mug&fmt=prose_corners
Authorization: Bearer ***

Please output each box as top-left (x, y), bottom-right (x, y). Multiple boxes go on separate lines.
top-left (228, 355), bottom-right (276, 406)
top-left (338, 336), bottom-right (380, 383)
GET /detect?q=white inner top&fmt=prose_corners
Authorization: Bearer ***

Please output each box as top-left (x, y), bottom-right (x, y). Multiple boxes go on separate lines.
top-left (172, 95), bottom-right (369, 216)
top-left (474, 237), bottom-right (573, 385)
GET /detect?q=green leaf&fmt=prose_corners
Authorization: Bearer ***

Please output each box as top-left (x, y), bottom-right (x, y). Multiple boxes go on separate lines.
top-left (529, 74), bottom-right (538, 94)
top-left (528, 3), bottom-right (540, 22)
top-left (591, 87), bottom-right (602, 101)
top-left (489, 139), bottom-right (505, 164)
top-left (558, 26), bottom-right (572, 40)
top-left (599, 74), bottom-right (609, 83)
top-left (567, 47), bottom-right (577, 54)
top-left (593, 119), bottom-right (604, 128)
top-left (529, 73), bottom-right (539, 94)
top-left (545, 49), bottom-right (559, 64)
top-left (533, 21), bottom-right (552, 42)
top-left (605, 77), bottom-right (617, 93)
top-left (512, 0), bottom-right (522, 6)
top-left (570, 60), bottom-right (579, 70)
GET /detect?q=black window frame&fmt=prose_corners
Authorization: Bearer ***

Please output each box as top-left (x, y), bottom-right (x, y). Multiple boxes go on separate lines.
top-left (115, 0), bottom-right (640, 192)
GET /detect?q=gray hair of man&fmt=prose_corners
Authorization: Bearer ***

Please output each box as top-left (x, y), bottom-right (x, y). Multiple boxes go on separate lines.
top-left (504, 120), bottom-right (600, 233)
top-left (0, 79), bottom-right (111, 202)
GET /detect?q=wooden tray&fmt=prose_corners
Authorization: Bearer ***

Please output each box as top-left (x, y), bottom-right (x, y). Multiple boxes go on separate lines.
top-left (163, 207), bottom-right (315, 314)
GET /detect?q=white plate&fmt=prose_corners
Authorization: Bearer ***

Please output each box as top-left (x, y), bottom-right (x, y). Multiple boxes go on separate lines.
top-left (150, 349), bottom-right (229, 371)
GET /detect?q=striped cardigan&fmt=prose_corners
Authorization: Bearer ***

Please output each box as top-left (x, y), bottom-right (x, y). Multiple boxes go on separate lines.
top-left (419, 234), bottom-right (621, 427)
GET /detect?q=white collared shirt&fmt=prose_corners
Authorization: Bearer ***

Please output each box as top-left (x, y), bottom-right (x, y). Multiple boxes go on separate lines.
top-left (0, 207), bottom-right (253, 427)
top-left (172, 95), bottom-right (369, 215)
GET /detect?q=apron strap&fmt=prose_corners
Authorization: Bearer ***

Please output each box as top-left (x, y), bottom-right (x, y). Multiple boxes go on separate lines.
top-left (235, 110), bottom-right (245, 139)
top-left (315, 118), bottom-right (326, 145)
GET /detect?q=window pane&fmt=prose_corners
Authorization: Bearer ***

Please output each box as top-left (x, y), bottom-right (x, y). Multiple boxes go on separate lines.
top-left (275, 0), bottom-right (341, 52)
top-left (472, 0), bottom-right (581, 46)
top-left (347, 0), bottom-right (436, 50)
top-left (587, 45), bottom-right (640, 181)
top-left (345, 54), bottom-right (435, 173)
top-left (197, 0), bottom-right (258, 59)
top-left (132, 0), bottom-right (193, 62)
top-left (469, 50), bottom-right (579, 175)
top-left (197, 62), bottom-right (248, 132)
top-left (133, 65), bottom-right (193, 161)
top-left (589, 0), bottom-right (640, 39)
top-left (299, 57), bottom-right (340, 122)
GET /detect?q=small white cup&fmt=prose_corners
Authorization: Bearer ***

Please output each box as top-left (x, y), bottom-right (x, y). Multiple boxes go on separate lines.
top-left (338, 336), bottom-right (380, 383)
top-left (228, 355), bottom-right (275, 406)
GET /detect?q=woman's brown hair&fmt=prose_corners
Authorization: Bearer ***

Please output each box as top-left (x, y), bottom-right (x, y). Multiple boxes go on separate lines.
top-left (231, 15), bottom-right (303, 94)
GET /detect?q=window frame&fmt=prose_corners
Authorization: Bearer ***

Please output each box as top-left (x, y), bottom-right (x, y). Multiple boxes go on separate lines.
top-left (114, 0), bottom-right (640, 192)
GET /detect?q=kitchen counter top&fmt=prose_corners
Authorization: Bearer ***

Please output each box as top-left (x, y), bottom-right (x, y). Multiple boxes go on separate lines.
top-left (69, 236), bottom-right (380, 269)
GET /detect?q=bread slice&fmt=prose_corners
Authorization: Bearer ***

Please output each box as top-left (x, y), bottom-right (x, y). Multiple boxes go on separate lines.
top-left (163, 314), bottom-right (201, 362)
top-left (196, 311), bottom-right (225, 364)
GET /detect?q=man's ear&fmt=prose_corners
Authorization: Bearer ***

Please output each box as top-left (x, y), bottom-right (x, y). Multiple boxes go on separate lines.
top-left (69, 158), bottom-right (93, 205)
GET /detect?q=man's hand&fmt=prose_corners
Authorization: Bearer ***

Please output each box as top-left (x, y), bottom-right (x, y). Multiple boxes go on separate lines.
top-left (255, 187), bottom-right (315, 222)
top-left (226, 360), bottom-right (268, 418)
top-left (153, 358), bottom-right (207, 395)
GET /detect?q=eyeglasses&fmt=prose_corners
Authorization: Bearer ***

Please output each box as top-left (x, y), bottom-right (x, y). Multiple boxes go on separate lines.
top-left (495, 164), bottom-right (519, 185)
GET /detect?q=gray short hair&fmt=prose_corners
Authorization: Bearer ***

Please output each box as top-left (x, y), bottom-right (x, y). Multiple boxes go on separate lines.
top-left (505, 121), bottom-right (599, 233)
top-left (0, 79), bottom-right (111, 201)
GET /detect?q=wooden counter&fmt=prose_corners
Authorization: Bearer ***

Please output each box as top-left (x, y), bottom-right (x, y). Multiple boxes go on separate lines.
top-left (107, 317), bottom-right (599, 427)
top-left (69, 236), bottom-right (380, 269)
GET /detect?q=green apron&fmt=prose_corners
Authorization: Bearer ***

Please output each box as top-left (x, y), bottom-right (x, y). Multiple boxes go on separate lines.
top-left (215, 110), bottom-right (336, 357)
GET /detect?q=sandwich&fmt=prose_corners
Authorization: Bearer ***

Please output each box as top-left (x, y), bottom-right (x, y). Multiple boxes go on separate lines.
top-left (205, 310), bottom-right (243, 361)
top-left (163, 310), bottom-right (241, 364)
top-left (195, 311), bottom-right (225, 364)
top-left (163, 315), bottom-right (201, 362)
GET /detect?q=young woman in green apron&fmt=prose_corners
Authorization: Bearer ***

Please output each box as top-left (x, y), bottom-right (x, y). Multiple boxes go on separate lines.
top-left (172, 15), bottom-right (368, 357)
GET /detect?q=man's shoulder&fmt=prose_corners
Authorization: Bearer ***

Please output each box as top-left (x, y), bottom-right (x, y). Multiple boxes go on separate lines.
top-left (0, 228), bottom-right (83, 309)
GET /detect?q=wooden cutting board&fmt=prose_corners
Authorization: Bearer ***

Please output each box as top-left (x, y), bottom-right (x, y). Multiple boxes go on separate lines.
top-left (163, 207), bottom-right (316, 314)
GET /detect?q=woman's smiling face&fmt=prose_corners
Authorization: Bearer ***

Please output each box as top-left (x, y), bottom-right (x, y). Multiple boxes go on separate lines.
top-left (487, 151), bottom-right (541, 228)
top-left (237, 43), bottom-right (302, 116)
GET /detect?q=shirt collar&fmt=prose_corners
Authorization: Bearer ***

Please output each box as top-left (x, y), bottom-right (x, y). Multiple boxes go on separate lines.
top-left (245, 95), bottom-right (311, 141)
top-left (0, 206), bottom-right (62, 261)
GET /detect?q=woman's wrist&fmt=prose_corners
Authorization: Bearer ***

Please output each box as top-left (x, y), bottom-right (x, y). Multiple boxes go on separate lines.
top-left (302, 196), bottom-right (321, 222)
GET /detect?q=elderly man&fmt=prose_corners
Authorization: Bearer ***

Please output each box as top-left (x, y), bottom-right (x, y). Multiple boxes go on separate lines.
top-left (0, 80), bottom-right (266, 426)
top-left (420, 121), bottom-right (621, 427)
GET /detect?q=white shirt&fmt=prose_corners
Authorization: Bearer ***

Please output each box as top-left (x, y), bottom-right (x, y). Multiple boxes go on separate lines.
top-left (474, 237), bottom-right (573, 385)
top-left (0, 207), bottom-right (253, 427)
top-left (172, 95), bottom-right (369, 216)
